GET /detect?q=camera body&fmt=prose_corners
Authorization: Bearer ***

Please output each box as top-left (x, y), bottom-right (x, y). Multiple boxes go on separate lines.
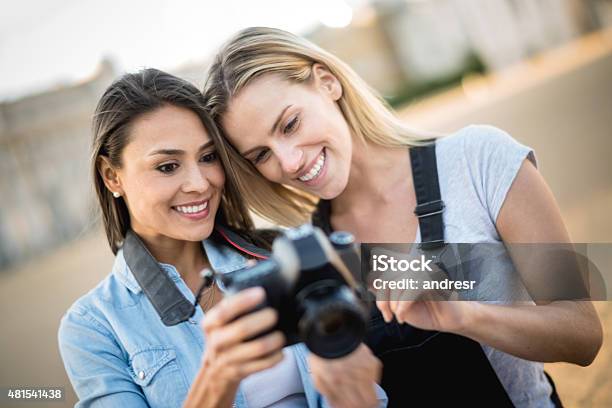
top-left (218, 225), bottom-right (367, 358)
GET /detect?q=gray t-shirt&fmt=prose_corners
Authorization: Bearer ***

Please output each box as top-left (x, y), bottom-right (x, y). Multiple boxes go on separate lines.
top-left (415, 125), bottom-right (554, 408)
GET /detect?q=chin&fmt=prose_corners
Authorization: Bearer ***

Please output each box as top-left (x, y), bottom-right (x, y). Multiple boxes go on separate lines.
top-left (320, 177), bottom-right (348, 200)
top-left (318, 186), bottom-right (343, 200)
top-left (178, 224), bottom-right (215, 242)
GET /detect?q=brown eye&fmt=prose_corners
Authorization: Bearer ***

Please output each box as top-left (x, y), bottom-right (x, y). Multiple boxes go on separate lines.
top-left (157, 163), bottom-right (179, 174)
top-left (200, 151), bottom-right (218, 163)
top-left (253, 148), bottom-right (271, 165)
top-left (283, 115), bottom-right (299, 134)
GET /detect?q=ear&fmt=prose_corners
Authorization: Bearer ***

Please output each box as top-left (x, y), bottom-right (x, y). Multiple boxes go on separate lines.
top-left (97, 156), bottom-right (124, 197)
top-left (312, 63), bottom-right (343, 101)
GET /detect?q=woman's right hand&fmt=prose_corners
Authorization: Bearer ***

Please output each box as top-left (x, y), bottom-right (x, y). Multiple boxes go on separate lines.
top-left (183, 287), bottom-right (285, 408)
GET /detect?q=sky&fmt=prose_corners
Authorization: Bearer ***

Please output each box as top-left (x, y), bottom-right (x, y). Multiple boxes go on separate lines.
top-left (0, 0), bottom-right (360, 101)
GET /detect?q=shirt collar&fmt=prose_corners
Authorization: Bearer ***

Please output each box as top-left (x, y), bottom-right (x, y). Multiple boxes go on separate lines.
top-left (113, 250), bottom-right (184, 295)
top-left (112, 228), bottom-right (264, 326)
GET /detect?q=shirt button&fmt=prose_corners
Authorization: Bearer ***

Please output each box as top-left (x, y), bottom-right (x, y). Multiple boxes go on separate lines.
top-left (138, 371), bottom-right (146, 380)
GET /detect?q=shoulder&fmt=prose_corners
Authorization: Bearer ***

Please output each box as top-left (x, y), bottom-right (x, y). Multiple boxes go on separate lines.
top-left (58, 254), bottom-right (141, 349)
top-left (434, 125), bottom-right (537, 223)
top-left (436, 125), bottom-right (530, 159)
top-left (58, 276), bottom-right (122, 346)
top-left (435, 124), bottom-right (537, 176)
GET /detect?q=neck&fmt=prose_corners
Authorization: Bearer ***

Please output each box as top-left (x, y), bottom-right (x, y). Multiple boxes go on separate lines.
top-left (132, 230), bottom-right (207, 279)
top-left (333, 139), bottom-right (412, 215)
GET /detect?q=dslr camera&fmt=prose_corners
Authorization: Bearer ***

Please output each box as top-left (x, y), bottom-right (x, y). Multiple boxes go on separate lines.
top-left (218, 224), bottom-right (367, 359)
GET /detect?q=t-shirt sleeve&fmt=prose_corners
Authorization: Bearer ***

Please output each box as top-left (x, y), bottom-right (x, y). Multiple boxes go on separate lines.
top-left (462, 125), bottom-right (537, 223)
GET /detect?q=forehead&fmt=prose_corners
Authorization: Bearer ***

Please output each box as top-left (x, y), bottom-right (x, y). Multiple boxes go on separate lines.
top-left (129, 105), bottom-right (210, 148)
top-left (222, 75), bottom-right (304, 145)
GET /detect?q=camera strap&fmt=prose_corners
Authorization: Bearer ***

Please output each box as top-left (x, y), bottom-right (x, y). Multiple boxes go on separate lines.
top-left (123, 229), bottom-right (195, 326)
top-left (409, 143), bottom-right (446, 250)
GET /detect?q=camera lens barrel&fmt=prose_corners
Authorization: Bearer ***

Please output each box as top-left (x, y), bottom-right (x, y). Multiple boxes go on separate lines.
top-left (297, 281), bottom-right (366, 358)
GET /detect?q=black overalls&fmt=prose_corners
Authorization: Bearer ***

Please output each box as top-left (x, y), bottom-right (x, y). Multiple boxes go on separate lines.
top-left (312, 144), bottom-right (557, 407)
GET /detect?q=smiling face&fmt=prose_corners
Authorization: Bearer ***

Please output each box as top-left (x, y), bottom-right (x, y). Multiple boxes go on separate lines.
top-left (221, 67), bottom-right (353, 200)
top-left (104, 104), bottom-right (225, 245)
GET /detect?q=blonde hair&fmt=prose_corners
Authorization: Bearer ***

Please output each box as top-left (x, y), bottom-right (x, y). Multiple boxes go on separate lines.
top-left (204, 27), bottom-right (434, 227)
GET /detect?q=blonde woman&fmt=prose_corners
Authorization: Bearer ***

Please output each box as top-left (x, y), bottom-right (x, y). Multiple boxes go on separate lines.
top-left (203, 27), bottom-right (603, 407)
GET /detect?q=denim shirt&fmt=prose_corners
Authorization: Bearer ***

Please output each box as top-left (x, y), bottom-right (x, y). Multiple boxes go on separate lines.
top-left (58, 231), bottom-right (388, 408)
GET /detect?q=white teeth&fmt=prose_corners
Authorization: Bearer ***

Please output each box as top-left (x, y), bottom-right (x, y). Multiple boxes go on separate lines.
top-left (299, 151), bottom-right (325, 182)
top-left (175, 202), bottom-right (208, 214)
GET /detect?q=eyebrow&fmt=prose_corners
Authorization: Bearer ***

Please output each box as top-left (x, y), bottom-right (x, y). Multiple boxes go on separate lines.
top-left (241, 105), bottom-right (292, 157)
top-left (270, 105), bottom-right (292, 136)
top-left (148, 141), bottom-right (214, 156)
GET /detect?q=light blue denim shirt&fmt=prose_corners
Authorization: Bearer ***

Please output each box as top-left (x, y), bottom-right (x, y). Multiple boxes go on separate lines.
top-left (58, 233), bottom-right (387, 408)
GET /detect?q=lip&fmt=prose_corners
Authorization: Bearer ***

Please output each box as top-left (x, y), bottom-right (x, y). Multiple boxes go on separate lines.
top-left (299, 148), bottom-right (328, 187)
top-left (172, 199), bottom-right (211, 221)
top-left (173, 199), bottom-right (209, 207)
top-left (296, 149), bottom-right (325, 180)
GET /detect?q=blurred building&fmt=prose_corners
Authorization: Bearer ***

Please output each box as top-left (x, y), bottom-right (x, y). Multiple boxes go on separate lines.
top-left (310, 0), bottom-right (602, 101)
top-left (0, 0), bottom-right (608, 270)
top-left (0, 61), bottom-right (115, 269)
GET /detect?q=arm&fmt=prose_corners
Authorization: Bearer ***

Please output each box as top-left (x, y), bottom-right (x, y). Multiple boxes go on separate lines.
top-left (309, 343), bottom-right (385, 408)
top-left (58, 308), bottom-right (149, 408)
top-left (384, 160), bottom-right (602, 366)
top-left (459, 159), bottom-right (602, 366)
top-left (184, 287), bottom-right (285, 408)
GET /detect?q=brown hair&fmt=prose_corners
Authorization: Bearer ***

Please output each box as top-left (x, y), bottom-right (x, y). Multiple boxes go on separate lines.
top-left (92, 68), bottom-right (256, 254)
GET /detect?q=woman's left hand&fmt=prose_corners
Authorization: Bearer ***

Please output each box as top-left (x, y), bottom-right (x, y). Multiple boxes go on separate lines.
top-left (308, 343), bottom-right (382, 408)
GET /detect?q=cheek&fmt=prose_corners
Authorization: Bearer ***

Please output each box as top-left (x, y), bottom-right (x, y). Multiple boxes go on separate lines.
top-left (123, 173), bottom-right (173, 209)
top-left (209, 164), bottom-right (226, 190)
top-left (329, 118), bottom-right (352, 164)
top-left (207, 166), bottom-right (226, 216)
top-left (259, 162), bottom-right (283, 183)
top-left (138, 184), bottom-right (174, 214)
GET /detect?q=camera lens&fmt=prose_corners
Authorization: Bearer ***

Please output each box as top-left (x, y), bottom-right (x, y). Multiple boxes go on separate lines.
top-left (318, 310), bottom-right (344, 336)
top-left (297, 282), bottom-right (366, 358)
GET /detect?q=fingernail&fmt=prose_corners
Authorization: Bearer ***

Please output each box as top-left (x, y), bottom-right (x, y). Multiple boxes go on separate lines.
top-left (248, 286), bottom-right (265, 300)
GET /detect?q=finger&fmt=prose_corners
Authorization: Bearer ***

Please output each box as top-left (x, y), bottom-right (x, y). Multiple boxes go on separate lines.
top-left (394, 300), bottom-right (415, 324)
top-left (203, 287), bottom-right (265, 331)
top-left (211, 307), bottom-right (278, 349)
top-left (389, 297), bottom-right (399, 318)
top-left (236, 349), bottom-right (284, 378)
top-left (376, 300), bottom-right (392, 323)
top-left (221, 331), bottom-right (285, 365)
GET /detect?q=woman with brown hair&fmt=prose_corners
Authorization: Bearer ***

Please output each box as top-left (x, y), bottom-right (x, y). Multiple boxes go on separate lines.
top-left (58, 68), bottom-right (386, 408)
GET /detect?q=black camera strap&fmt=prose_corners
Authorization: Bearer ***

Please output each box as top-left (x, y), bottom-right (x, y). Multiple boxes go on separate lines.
top-left (409, 143), bottom-right (446, 250)
top-left (123, 230), bottom-right (195, 326)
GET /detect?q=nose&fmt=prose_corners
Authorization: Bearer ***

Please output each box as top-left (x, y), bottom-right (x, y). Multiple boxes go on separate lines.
top-left (276, 143), bottom-right (304, 176)
top-left (182, 163), bottom-right (210, 193)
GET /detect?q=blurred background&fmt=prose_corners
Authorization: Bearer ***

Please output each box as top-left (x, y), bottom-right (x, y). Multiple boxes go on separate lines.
top-left (1, 0), bottom-right (611, 406)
